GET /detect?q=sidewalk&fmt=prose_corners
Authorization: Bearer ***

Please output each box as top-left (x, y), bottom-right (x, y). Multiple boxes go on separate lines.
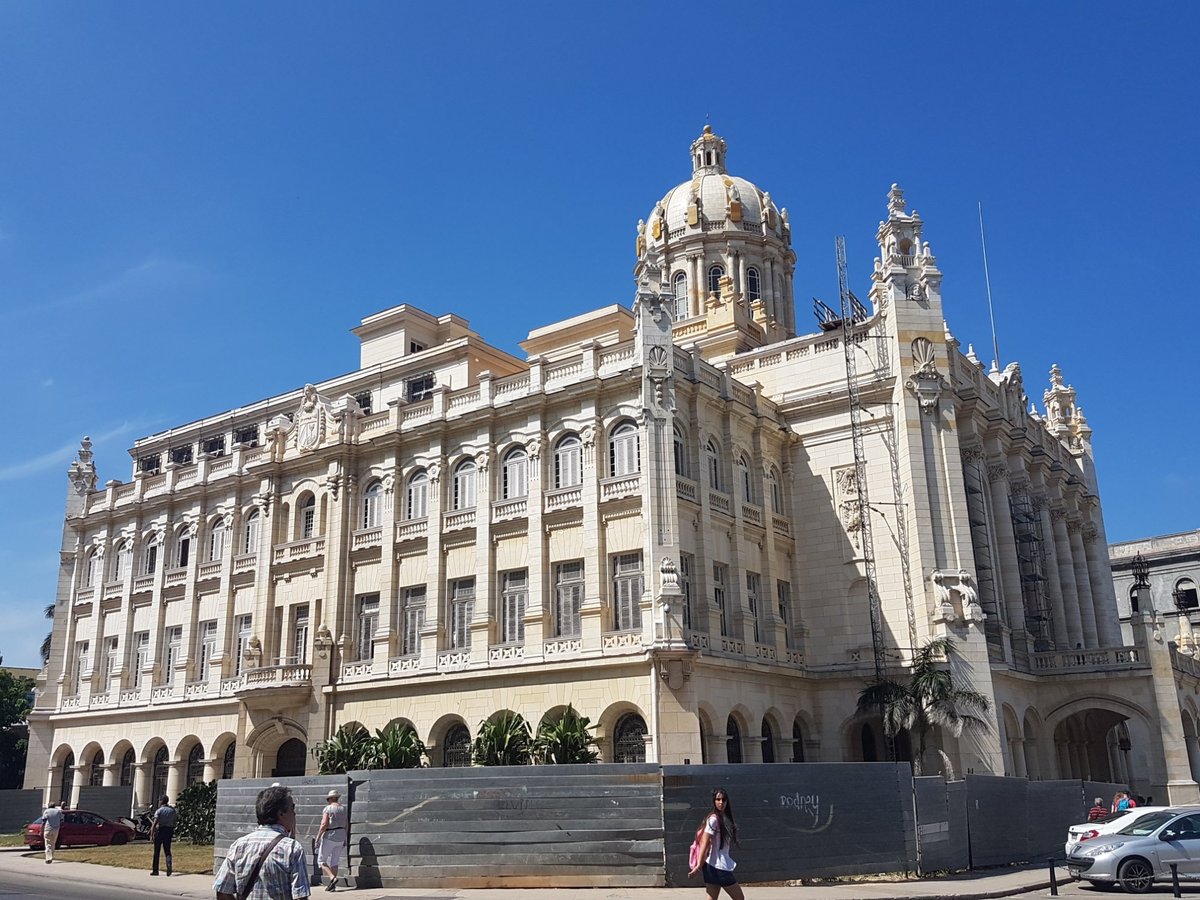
top-left (0, 849), bottom-right (1065, 899)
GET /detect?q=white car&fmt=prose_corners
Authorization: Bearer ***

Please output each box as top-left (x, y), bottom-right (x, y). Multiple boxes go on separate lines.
top-left (1065, 806), bottom-right (1169, 857)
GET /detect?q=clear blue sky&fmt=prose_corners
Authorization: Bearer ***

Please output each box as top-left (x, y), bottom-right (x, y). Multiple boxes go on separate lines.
top-left (1, 2), bottom-right (1196, 668)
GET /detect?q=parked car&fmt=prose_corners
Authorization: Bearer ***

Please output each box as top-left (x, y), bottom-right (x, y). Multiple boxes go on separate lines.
top-left (24, 809), bottom-right (136, 849)
top-left (1067, 807), bottom-right (1200, 893)
top-left (1065, 806), bottom-right (1169, 856)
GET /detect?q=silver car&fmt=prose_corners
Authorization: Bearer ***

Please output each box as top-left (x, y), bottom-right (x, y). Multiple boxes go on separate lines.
top-left (1067, 807), bottom-right (1200, 893)
top-left (1065, 806), bottom-right (1169, 857)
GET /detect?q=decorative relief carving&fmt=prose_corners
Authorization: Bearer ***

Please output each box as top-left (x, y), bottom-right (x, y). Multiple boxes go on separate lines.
top-left (905, 337), bottom-right (947, 414)
top-left (1030, 493), bottom-right (1049, 513)
top-left (294, 384), bottom-right (329, 452)
top-left (987, 463), bottom-right (1009, 484)
top-left (1082, 523), bottom-right (1099, 544)
top-left (1066, 519), bottom-right (1083, 535)
top-left (833, 465), bottom-right (863, 549)
top-left (960, 444), bottom-right (985, 462)
top-left (1050, 506), bottom-right (1068, 523)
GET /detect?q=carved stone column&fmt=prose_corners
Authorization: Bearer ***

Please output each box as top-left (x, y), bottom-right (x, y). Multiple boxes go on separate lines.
top-left (1049, 507), bottom-right (1085, 648)
top-left (986, 462), bottom-right (1026, 656)
top-left (1068, 518), bottom-right (1100, 647)
top-left (1031, 491), bottom-right (1070, 648)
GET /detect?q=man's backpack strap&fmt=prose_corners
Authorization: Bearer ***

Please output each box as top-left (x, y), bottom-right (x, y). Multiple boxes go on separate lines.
top-left (237, 832), bottom-right (288, 900)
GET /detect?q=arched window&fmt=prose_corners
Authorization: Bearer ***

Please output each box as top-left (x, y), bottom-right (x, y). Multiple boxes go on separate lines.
top-left (672, 272), bottom-right (688, 320)
top-left (554, 435), bottom-right (582, 489)
top-left (300, 495), bottom-right (316, 539)
top-left (120, 748), bottom-right (135, 786)
top-left (736, 455), bottom-right (753, 504)
top-left (208, 519), bottom-right (227, 563)
top-left (613, 713), bottom-right (648, 763)
top-left (274, 739), bottom-right (306, 778)
top-left (186, 743), bottom-right (205, 786)
top-left (243, 510), bottom-right (261, 555)
top-left (1176, 579), bottom-right (1199, 611)
top-left (132, 539), bottom-right (148, 576)
top-left (502, 448), bottom-right (529, 500)
top-left (707, 264), bottom-right (725, 296)
top-left (443, 724), bottom-right (472, 767)
top-left (860, 723), bottom-right (878, 762)
top-left (173, 528), bottom-right (190, 569)
top-left (362, 480), bottom-right (383, 529)
top-left (59, 752), bottom-right (75, 805)
top-left (452, 459), bottom-right (477, 510)
top-left (406, 470), bottom-right (429, 520)
top-left (673, 425), bottom-right (688, 478)
top-left (1129, 584), bottom-right (1140, 614)
top-left (85, 551), bottom-right (100, 587)
top-left (746, 266), bottom-right (761, 301)
top-left (761, 719), bottom-right (775, 763)
top-left (89, 749), bottom-right (105, 786)
top-left (609, 422), bottom-right (640, 477)
top-left (150, 746), bottom-right (169, 803)
top-left (222, 743), bottom-right (236, 779)
top-left (726, 716), bottom-right (742, 764)
top-left (767, 466), bottom-right (783, 514)
top-left (792, 719), bottom-right (805, 762)
top-left (705, 440), bottom-right (722, 491)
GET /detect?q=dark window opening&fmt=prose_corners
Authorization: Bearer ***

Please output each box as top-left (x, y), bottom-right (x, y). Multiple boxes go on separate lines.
top-left (614, 714), bottom-right (648, 763)
top-left (406, 372), bottom-right (436, 402)
top-left (170, 445), bottom-right (194, 466)
top-left (443, 724), bottom-right (472, 767)
top-left (354, 390), bottom-right (373, 414)
top-left (234, 425), bottom-right (260, 447)
top-left (202, 436), bottom-right (226, 457)
top-left (409, 341), bottom-right (426, 354)
top-left (139, 454), bottom-right (161, 474)
top-left (726, 716), bottom-right (742, 764)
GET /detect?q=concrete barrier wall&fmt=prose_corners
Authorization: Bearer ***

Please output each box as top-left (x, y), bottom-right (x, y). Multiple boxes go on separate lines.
top-left (348, 764), bottom-right (664, 888)
top-left (663, 763), bottom-right (916, 885)
top-left (0, 789), bottom-right (45, 833)
top-left (76, 786), bottom-right (134, 823)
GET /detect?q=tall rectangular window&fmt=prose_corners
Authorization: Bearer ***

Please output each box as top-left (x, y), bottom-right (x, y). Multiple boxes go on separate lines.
top-left (554, 561), bottom-right (584, 637)
top-left (777, 580), bottom-right (793, 649)
top-left (450, 578), bottom-right (475, 650)
top-left (72, 641), bottom-right (90, 695)
top-left (103, 636), bottom-right (119, 684)
top-left (713, 563), bottom-right (729, 637)
top-left (612, 552), bottom-right (644, 632)
top-left (746, 571), bottom-right (762, 644)
top-left (141, 541), bottom-right (155, 576)
top-left (234, 616), bottom-right (252, 676)
top-left (402, 587), bottom-right (426, 656)
top-left (164, 626), bottom-right (183, 678)
top-left (197, 620), bottom-right (218, 680)
top-left (357, 594), bottom-right (379, 661)
top-left (208, 522), bottom-right (227, 562)
top-left (500, 570), bottom-right (527, 645)
top-left (132, 631), bottom-right (149, 688)
top-left (680, 553), bottom-right (694, 630)
top-left (292, 605), bottom-right (309, 665)
top-left (243, 512), bottom-right (261, 555)
top-left (407, 473), bottom-right (429, 520)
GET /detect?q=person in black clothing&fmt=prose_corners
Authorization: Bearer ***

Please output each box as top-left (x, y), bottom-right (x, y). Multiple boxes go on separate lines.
top-left (150, 795), bottom-right (177, 876)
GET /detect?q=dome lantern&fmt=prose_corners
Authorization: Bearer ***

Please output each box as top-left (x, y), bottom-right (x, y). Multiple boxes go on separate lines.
top-left (691, 125), bottom-right (727, 174)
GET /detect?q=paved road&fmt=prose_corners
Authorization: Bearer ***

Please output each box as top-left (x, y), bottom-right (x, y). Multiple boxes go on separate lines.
top-left (1024, 875), bottom-right (1200, 896)
top-left (0, 868), bottom-right (193, 899)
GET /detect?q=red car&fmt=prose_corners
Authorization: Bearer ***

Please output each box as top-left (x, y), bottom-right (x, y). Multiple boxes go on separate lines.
top-left (25, 809), bottom-right (135, 849)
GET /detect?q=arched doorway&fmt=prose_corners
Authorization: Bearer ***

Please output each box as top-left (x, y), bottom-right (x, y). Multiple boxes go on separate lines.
top-left (614, 714), bottom-right (648, 763)
top-left (1053, 708), bottom-right (1131, 782)
top-left (150, 747), bottom-right (168, 803)
top-left (59, 752), bottom-right (75, 805)
top-left (726, 716), bottom-right (742, 764)
top-left (88, 750), bottom-right (105, 787)
top-left (761, 719), bottom-right (775, 763)
top-left (443, 724), bottom-right (472, 767)
top-left (856, 719), bottom-right (912, 764)
top-left (222, 743), bottom-right (236, 779)
top-left (274, 739), bottom-right (306, 777)
top-left (186, 743), bottom-right (205, 786)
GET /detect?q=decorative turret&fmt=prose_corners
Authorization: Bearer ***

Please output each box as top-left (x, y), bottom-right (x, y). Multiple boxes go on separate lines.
top-left (1042, 364), bottom-right (1077, 437)
top-left (66, 436), bottom-right (97, 516)
top-left (870, 183), bottom-right (942, 313)
top-left (690, 125), bottom-right (727, 174)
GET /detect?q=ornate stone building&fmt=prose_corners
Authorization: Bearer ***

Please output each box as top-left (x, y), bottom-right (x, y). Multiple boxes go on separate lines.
top-left (27, 127), bottom-right (1200, 807)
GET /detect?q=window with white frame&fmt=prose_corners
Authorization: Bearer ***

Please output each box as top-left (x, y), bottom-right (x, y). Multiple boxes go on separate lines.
top-left (72, 641), bottom-right (89, 695)
top-left (357, 594), bottom-right (379, 661)
top-left (554, 435), bottom-right (582, 489)
top-left (777, 580), bottom-right (792, 649)
top-left (736, 455), bottom-right (753, 504)
top-left (103, 636), bottom-right (118, 683)
top-left (132, 631), bottom-right (149, 688)
top-left (449, 578), bottom-right (475, 650)
top-left (554, 561), bottom-right (583, 637)
top-left (173, 530), bottom-right (190, 568)
top-left (208, 519), bottom-right (227, 562)
top-left (673, 425), bottom-right (688, 478)
top-left (402, 587), bottom-right (425, 656)
top-left (705, 440), bottom-right (722, 491)
top-left (502, 448), bottom-right (528, 499)
top-left (768, 466), bottom-right (783, 515)
top-left (707, 264), bottom-right (725, 295)
top-left (406, 470), bottom-right (429, 519)
top-left (163, 626), bottom-right (182, 677)
top-left (114, 542), bottom-right (130, 581)
top-left (713, 563), bottom-right (729, 636)
top-left (406, 371), bottom-right (435, 402)
top-left (234, 616), bottom-right (251, 676)
top-left (197, 620), bottom-right (218, 680)
top-left (362, 480), bottom-right (383, 529)
top-left (292, 605), bottom-right (309, 664)
top-left (300, 495), bottom-right (316, 539)
top-left (612, 552), bottom-right (644, 632)
top-left (85, 551), bottom-right (100, 587)
top-left (609, 422), bottom-right (640, 477)
top-left (500, 570), bottom-right (527, 645)
top-left (452, 459), bottom-right (477, 510)
top-left (1176, 579), bottom-right (1199, 611)
top-left (746, 572), bottom-right (762, 644)
top-left (136, 538), bottom-right (151, 576)
top-left (746, 266), bottom-right (761, 301)
top-left (680, 553), bottom-right (694, 630)
top-left (243, 510), bottom-right (261, 554)
top-left (672, 272), bottom-right (688, 320)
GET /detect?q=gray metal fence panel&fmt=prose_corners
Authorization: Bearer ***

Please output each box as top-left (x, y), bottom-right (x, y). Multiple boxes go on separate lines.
top-left (965, 774), bottom-right (1029, 867)
top-left (1028, 780), bottom-right (1083, 860)
top-left (348, 765), bottom-right (664, 888)
top-left (76, 786), bottom-right (134, 822)
top-left (0, 789), bottom-right (45, 833)
top-left (663, 763), bottom-right (917, 885)
top-left (913, 776), bottom-right (969, 873)
top-left (214, 775), bottom-right (349, 877)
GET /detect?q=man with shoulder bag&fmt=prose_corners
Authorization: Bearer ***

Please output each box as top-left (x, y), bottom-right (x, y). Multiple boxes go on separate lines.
top-left (214, 786), bottom-right (310, 900)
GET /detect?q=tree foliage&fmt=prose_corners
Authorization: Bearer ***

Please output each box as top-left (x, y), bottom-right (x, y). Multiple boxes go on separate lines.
top-left (312, 724), bottom-right (373, 775)
top-left (174, 780), bottom-right (217, 844)
top-left (0, 656), bottom-right (35, 789)
top-left (532, 705), bottom-right (599, 764)
top-left (41, 604), bottom-right (54, 667)
top-left (472, 712), bottom-right (533, 766)
top-left (856, 637), bottom-right (991, 776)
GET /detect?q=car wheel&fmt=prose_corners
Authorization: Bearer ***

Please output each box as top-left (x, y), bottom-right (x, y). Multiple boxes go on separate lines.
top-left (1117, 858), bottom-right (1155, 894)
top-left (110, 832), bottom-right (128, 846)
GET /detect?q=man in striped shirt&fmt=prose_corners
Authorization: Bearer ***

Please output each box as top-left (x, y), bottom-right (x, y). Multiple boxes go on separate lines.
top-left (215, 786), bottom-right (311, 900)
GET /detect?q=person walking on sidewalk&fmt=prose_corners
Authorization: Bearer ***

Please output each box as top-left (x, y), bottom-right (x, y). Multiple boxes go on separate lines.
top-left (39, 802), bottom-right (63, 864)
top-left (149, 794), bottom-right (176, 876)
top-left (687, 788), bottom-right (745, 900)
top-left (215, 785), bottom-right (311, 900)
top-left (1088, 797), bottom-right (1109, 821)
top-left (314, 789), bottom-right (348, 892)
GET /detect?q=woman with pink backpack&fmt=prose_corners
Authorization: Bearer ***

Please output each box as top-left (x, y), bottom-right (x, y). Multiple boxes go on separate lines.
top-left (687, 788), bottom-right (744, 899)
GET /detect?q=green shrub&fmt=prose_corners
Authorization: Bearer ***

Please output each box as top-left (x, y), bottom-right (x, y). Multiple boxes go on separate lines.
top-left (472, 712), bottom-right (532, 766)
top-left (174, 780), bottom-right (217, 844)
top-left (366, 722), bottom-right (427, 769)
top-left (533, 705), bottom-right (599, 764)
top-left (312, 724), bottom-right (372, 774)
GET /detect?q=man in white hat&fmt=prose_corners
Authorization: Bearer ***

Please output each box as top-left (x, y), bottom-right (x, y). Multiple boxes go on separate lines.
top-left (314, 789), bottom-right (348, 892)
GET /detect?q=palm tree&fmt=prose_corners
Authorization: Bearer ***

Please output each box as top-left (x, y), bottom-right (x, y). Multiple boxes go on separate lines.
top-left (40, 603), bottom-right (54, 666)
top-left (856, 637), bottom-right (991, 776)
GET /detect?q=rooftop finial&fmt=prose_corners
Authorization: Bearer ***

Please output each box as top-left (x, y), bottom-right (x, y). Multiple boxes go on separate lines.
top-left (888, 184), bottom-right (906, 218)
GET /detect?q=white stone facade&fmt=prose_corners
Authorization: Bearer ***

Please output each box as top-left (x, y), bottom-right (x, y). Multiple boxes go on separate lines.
top-left (28, 128), bottom-right (1200, 808)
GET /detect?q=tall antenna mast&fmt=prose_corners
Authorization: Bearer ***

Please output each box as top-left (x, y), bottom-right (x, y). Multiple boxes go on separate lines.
top-left (977, 202), bottom-right (1001, 370)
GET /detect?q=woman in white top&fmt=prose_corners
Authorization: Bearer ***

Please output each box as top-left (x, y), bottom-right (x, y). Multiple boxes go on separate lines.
top-left (687, 788), bottom-right (744, 899)
top-left (315, 789), bottom-right (348, 892)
